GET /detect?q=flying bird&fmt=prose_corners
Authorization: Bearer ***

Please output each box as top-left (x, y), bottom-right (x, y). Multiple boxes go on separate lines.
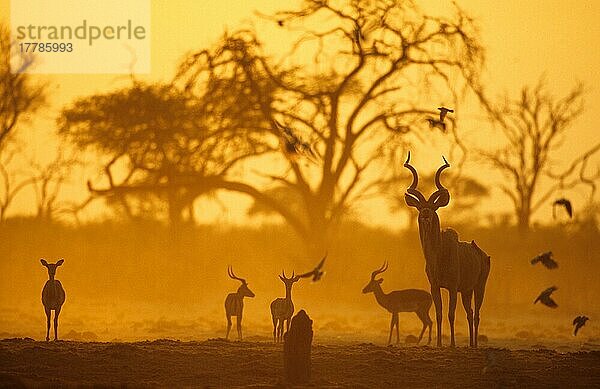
top-left (273, 120), bottom-right (320, 163)
top-left (553, 198), bottom-right (573, 219)
top-left (425, 107), bottom-right (454, 133)
top-left (534, 286), bottom-right (558, 308)
top-left (438, 106), bottom-right (454, 122)
top-left (425, 117), bottom-right (447, 132)
top-left (573, 315), bottom-right (589, 336)
top-left (530, 251), bottom-right (558, 269)
top-left (310, 256), bottom-right (326, 281)
top-left (277, 20), bottom-right (284, 27)
top-left (298, 254), bottom-right (327, 282)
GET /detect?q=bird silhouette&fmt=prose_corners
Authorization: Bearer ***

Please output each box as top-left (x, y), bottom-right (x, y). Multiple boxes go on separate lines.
top-left (425, 117), bottom-right (447, 132)
top-left (425, 107), bottom-right (453, 133)
top-left (530, 251), bottom-right (558, 269)
top-left (573, 316), bottom-right (589, 336)
top-left (438, 106), bottom-right (454, 122)
top-left (309, 256), bottom-right (326, 281)
top-left (553, 198), bottom-right (573, 219)
top-left (277, 20), bottom-right (284, 27)
top-left (298, 254), bottom-right (327, 282)
top-left (312, 270), bottom-right (325, 281)
top-left (273, 120), bottom-right (320, 163)
top-left (534, 286), bottom-right (558, 308)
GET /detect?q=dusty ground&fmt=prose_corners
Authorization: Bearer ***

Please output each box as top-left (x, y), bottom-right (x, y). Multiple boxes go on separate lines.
top-left (0, 338), bottom-right (599, 388)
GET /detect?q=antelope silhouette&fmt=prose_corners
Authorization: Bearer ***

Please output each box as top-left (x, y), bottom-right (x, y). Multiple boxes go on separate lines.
top-left (224, 266), bottom-right (255, 340)
top-left (404, 152), bottom-right (491, 347)
top-left (270, 270), bottom-right (300, 343)
top-left (269, 256), bottom-right (327, 343)
top-left (40, 259), bottom-right (66, 341)
top-left (362, 262), bottom-right (432, 345)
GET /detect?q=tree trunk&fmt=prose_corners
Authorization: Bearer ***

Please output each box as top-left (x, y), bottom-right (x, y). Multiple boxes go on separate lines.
top-left (305, 219), bottom-right (330, 258)
top-left (167, 189), bottom-right (187, 228)
top-left (517, 204), bottom-right (531, 235)
top-left (517, 214), bottom-right (529, 234)
top-left (283, 310), bottom-right (313, 385)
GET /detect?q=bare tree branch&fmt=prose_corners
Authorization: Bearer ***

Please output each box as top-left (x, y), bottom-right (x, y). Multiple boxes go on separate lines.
top-left (479, 78), bottom-right (594, 231)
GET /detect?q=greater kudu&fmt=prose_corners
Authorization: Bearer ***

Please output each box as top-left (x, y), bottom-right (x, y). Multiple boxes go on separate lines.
top-left (404, 152), bottom-right (490, 347)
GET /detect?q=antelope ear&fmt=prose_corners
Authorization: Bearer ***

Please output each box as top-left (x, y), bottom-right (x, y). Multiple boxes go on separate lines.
top-left (377, 278), bottom-right (384, 284)
top-left (429, 189), bottom-right (450, 209)
top-left (56, 259), bottom-right (64, 266)
top-left (40, 259), bottom-right (48, 266)
top-left (405, 194), bottom-right (422, 210)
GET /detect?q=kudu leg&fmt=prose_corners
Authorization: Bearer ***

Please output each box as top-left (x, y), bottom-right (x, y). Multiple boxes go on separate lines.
top-left (44, 308), bottom-right (51, 341)
top-left (272, 317), bottom-right (277, 343)
top-left (236, 316), bottom-right (242, 341)
top-left (395, 313), bottom-right (400, 344)
top-left (54, 307), bottom-right (61, 341)
top-left (461, 291), bottom-right (474, 347)
top-left (448, 290), bottom-right (457, 347)
top-left (474, 286), bottom-right (486, 348)
top-left (431, 287), bottom-right (443, 347)
top-left (277, 320), bottom-right (284, 343)
top-left (387, 315), bottom-right (394, 345)
top-left (226, 315), bottom-right (232, 340)
top-left (427, 311), bottom-right (433, 345)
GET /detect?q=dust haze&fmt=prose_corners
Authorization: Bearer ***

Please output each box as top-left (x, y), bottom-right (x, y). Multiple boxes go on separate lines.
top-left (2, 220), bottom-right (597, 348)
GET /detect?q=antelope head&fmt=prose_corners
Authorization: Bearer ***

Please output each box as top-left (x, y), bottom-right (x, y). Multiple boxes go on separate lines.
top-left (279, 269), bottom-right (301, 289)
top-left (40, 258), bottom-right (64, 280)
top-left (362, 261), bottom-right (388, 294)
top-left (228, 266), bottom-right (255, 298)
top-left (403, 152), bottom-right (450, 230)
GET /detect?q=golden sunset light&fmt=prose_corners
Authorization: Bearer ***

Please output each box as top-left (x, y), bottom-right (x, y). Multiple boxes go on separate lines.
top-left (0, 1), bottom-right (599, 387)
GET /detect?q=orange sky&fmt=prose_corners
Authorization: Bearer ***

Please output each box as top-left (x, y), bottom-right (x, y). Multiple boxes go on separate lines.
top-left (0, 0), bottom-right (598, 226)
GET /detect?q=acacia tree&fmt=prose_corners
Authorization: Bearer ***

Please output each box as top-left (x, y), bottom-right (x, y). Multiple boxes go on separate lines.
top-left (175, 0), bottom-right (484, 253)
top-left (59, 81), bottom-right (272, 226)
top-left (479, 79), bottom-right (599, 232)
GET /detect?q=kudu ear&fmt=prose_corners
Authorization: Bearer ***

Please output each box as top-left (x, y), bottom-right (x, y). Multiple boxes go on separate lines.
top-left (56, 259), bottom-right (64, 266)
top-left (429, 189), bottom-right (450, 209)
top-left (404, 194), bottom-right (422, 210)
top-left (377, 278), bottom-right (383, 284)
top-left (40, 259), bottom-right (48, 266)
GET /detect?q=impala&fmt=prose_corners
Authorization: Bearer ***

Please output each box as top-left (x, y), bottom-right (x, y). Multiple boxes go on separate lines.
top-left (40, 259), bottom-right (66, 341)
top-left (224, 266), bottom-right (255, 340)
top-left (270, 256), bottom-right (327, 343)
top-left (363, 262), bottom-right (432, 345)
top-left (270, 270), bottom-right (300, 343)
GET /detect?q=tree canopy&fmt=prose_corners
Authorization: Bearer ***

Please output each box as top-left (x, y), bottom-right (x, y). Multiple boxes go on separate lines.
top-left (58, 1), bottom-right (487, 252)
